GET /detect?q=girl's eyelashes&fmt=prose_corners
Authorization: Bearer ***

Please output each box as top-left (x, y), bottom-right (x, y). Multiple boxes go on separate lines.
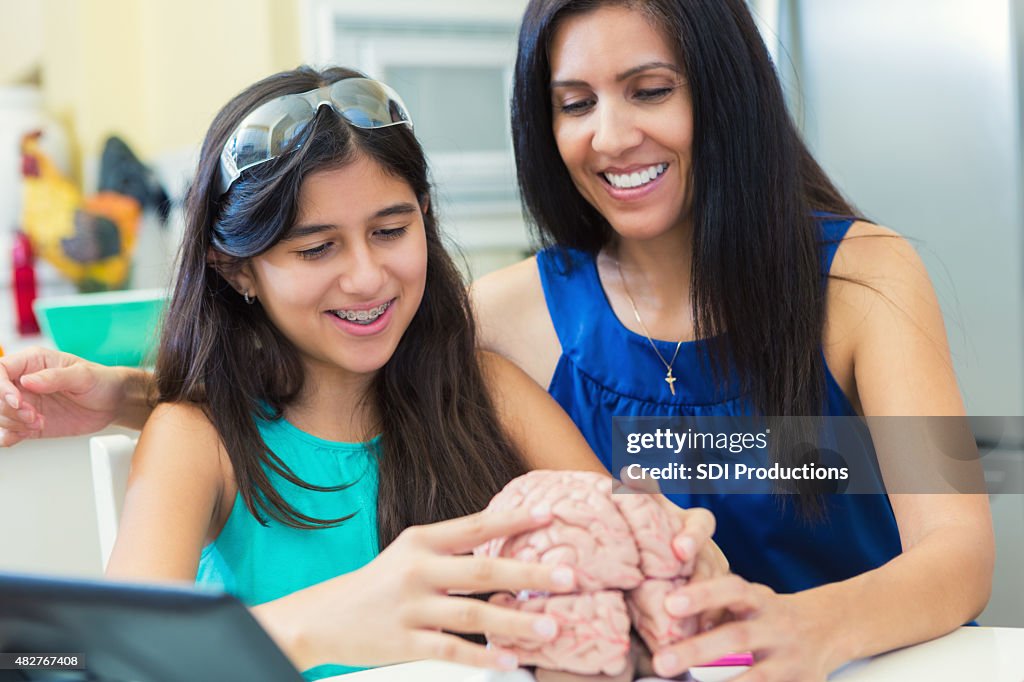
top-left (294, 226), bottom-right (407, 258)
top-left (296, 242), bottom-right (333, 260)
top-left (375, 226), bottom-right (408, 241)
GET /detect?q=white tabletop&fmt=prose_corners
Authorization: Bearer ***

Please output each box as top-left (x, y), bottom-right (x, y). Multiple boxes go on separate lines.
top-left (332, 627), bottom-right (1024, 682)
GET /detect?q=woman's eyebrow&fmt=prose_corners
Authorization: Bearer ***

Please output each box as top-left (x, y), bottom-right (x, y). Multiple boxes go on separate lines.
top-left (615, 61), bottom-right (681, 81)
top-left (283, 203), bottom-right (419, 240)
top-left (551, 61), bottom-right (681, 88)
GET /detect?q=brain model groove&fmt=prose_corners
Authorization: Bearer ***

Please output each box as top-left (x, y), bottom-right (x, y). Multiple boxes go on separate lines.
top-left (474, 470), bottom-right (698, 675)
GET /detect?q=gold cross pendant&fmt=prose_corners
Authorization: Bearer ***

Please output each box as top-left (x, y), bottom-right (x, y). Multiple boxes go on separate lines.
top-left (665, 368), bottom-right (677, 396)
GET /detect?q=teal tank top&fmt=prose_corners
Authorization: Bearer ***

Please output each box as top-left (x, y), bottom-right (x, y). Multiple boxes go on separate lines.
top-left (196, 416), bottom-right (380, 679)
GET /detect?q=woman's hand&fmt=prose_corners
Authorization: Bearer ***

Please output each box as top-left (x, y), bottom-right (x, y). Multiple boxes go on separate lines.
top-left (617, 470), bottom-right (731, 630)
top-left (662, 502), bottom-right (731, 632)
top-left (257, 504), bottom-right (578, 672)
top-left (0, 347), bottom-right (135, 445)
top-left (664, 503), bottom-right (728, 576)
top-left (652, 574), bottom-right (840, 682)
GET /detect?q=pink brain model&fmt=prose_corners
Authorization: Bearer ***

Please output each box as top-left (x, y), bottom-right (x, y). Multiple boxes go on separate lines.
top-left (474, 470), bottom-right (698, 676)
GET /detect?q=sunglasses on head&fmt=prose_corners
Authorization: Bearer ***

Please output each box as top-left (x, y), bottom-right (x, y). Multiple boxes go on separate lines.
top-left (218, 77), bottom-right (413, 196)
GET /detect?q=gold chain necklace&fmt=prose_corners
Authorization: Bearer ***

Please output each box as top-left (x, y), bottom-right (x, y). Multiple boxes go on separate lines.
top-left (615, 259), bottom-right (684, 396)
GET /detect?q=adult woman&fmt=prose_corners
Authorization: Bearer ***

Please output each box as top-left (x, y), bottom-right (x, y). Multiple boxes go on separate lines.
top-left (471, 1), bottom-right (991, 679)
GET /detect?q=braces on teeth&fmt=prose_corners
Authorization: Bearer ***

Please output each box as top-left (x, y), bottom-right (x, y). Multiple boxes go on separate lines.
top-left (336, 301), bottom-right (390, 323)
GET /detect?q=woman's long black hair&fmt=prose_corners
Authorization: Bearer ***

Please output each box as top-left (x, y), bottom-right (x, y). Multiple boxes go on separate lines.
top-left (156, 66), bottom-right (527, 547)
top-left (514, 0), bottom-right (861, 510)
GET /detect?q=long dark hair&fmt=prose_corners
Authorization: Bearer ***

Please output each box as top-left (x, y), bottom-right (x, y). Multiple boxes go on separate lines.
top-left (515, 0), bottom-right (859, 482)
top-left (156, 66), bottom-right (527, 547)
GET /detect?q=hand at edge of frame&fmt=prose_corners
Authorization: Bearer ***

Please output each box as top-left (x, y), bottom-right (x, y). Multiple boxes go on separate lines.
top-left (0, 347), bottom-right (130, 446)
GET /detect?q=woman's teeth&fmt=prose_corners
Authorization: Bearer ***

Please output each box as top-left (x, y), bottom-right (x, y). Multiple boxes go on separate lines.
top-left (603, 163), bottom-right (668, 189)
top-left (333, 301), bottom-right (390, 325)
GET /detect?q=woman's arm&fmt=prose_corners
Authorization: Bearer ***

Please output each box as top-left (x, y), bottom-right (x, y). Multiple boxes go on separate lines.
top-left (479, 349), bottom-right (729, 621)
top-left (650, 224), bottom-right (994, 680)
top-left (471, 257), bottom-right (563, 388)
top-left (473, 265), bottom-right (726, 581)
top-left (116, 365), bottom-right (156, 430)
top-left (816, 224), bottom-right (993, 660)
top-left (0, 347), bottom-right (154, 445)
top-left (479, 349), bottom-right (608, 474)
top-left (105, 401), bottom-right (226, 580)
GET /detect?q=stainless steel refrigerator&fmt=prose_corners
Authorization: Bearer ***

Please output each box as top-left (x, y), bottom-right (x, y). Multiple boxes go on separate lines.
top-left (753, 0), bottom-right (1024, 626)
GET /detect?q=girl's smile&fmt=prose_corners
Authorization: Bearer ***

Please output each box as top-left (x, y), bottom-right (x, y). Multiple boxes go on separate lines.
top-left (326, 297), bottom-right (397, 337)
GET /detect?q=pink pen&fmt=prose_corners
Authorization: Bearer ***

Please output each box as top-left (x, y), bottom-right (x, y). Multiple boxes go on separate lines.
top-left (704, 653), bottom-right (754, 667)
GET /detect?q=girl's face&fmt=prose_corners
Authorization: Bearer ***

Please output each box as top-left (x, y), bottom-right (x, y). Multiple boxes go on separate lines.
top-left (549, 5), bottom-right (694, 244)
top-left (237, 154), bottom-right (428, 383)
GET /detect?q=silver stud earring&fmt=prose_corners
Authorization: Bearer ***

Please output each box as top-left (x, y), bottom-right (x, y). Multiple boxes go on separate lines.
top-left (243, 291), bottom-right (254, 305)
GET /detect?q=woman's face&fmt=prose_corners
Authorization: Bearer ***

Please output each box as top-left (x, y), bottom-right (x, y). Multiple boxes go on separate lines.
top-left (549, 5), bottom-right (694, 243)
top-left (238, 154), bottom-right (428, 383)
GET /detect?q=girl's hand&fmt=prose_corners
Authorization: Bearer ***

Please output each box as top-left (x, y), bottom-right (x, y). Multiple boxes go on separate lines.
top-left (652, 575), bottom-right (838, 682)
top-left (267, 504), bottom-right (578, 672)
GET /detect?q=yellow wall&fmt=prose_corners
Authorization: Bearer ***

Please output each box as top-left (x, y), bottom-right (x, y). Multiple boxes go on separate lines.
top-left (33, 0), bottom-right (301, 177)
top-left (0, 1), bottom-right (44, 84)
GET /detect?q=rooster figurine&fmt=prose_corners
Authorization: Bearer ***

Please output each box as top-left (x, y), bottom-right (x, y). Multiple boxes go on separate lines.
top-left (20, 131), bottom-right (168, 292)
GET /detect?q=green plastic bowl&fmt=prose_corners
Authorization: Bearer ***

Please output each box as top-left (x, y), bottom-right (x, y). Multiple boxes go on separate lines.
top-left (33, 289), bottom-right (167, 367)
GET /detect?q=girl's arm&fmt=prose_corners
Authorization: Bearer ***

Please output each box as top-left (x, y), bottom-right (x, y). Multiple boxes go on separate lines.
top-left (650, 224), bottom-right (994, 680)
top-left (105, 402), bottom-right (226, 580)
top-left (251, 506), bottom-right (581, 672)
top-left (104, 393), bottom-right (586, 672)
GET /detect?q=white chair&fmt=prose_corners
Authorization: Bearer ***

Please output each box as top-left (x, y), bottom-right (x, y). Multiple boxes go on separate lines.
top-left (89, 434), bottom-right (137, 570)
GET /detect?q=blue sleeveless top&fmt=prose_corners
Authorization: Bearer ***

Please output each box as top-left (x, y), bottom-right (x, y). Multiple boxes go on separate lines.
top-left (196, 416), bottom-right (380, 680)
top-left (537, 218), bottom-right (902, 594)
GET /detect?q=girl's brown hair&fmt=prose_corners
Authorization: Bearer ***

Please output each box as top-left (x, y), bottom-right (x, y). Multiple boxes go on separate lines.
top-left (156, 65), bottom-right (527, 547)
